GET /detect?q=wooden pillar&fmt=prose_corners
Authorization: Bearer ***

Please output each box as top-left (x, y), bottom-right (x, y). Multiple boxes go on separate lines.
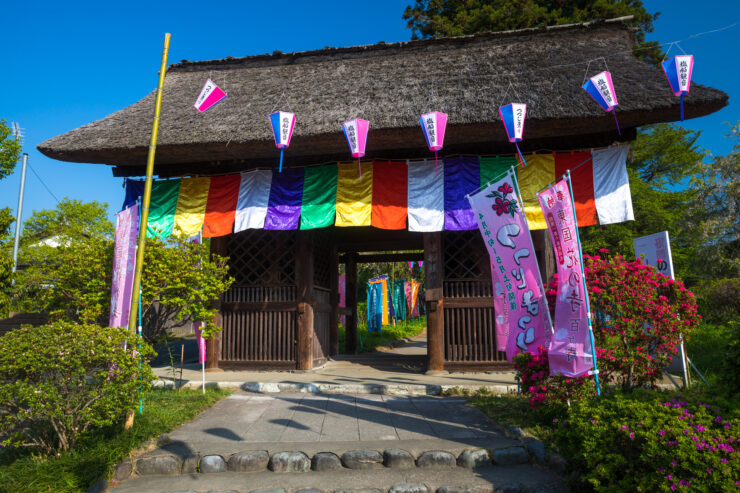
top-left (206, 236), bottom-right (225, 371)
top-left (532, 230), bottom-right (556, 287)
top-left (345, 253), bottom-right (358, 354)
top-left (329, 243), bottom-right (339, 356)
top-left (296, 231), bottom-right (315, 370)
top-left (424, 232), bottom-right (444, 373)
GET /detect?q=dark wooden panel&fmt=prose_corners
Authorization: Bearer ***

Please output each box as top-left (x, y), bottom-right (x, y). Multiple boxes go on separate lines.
top-left (444, 297), bottom-right (495, 308)
top-left (222, 301), bottom-right (297, 312)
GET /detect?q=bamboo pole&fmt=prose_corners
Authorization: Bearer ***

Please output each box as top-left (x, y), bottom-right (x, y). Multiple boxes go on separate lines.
top-left (125, 33), bottom-right (171, 430)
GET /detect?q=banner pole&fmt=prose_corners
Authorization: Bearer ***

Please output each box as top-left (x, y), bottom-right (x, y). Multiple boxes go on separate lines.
top-left (137, 198), bottom-right (144, 415)
top-left (125, 33), bottom-right (171, 430)
top-left (510, 169), bottom-right (554, 334)
top-left (566, 171), bottom-right (601, 396)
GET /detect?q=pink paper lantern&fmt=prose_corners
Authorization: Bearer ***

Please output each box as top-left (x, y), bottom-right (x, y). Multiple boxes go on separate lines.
top-left (342, 119), bottom-right (370, 177)
top-left (194, 79), bottom-right (227, 113)
top-left (582, 71), bottom-right (621, 135)
top-left (420, 112), bottom-right (447, 174)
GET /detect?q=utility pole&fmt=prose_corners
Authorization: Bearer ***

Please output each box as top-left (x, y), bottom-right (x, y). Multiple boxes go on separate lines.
top-left (10, 122), bottom-right (26, 287)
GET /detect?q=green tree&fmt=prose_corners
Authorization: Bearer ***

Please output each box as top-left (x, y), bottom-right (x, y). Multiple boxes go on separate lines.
top-left (0, 119), bottom-right (23, 315)
top-left (402, 0), bottom-right (663, 64)
top-left (21, 197), bottom-right (113, 245)
top-left (15, 234), bottom-right (233, 341)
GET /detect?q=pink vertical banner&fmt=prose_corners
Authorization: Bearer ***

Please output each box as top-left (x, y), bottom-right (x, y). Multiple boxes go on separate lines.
top-left (408, 261), bottom-right (413, 273)
top-left (109, 204), bottom-right (138, 328)
top-left (193, 323), bottom-right (207, 364)
top-left (338, 274), bottom-right (347, 327)
top-left (537, 179), bottom-right (594, 377)
top-left (468, 169), bottom-right (552, 361)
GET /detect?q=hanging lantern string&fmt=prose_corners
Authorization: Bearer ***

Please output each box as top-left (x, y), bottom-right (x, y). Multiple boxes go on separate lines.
top-left (613, 111), bottom-right (621, 136)
top-left (279, 148), bottom-right (284, 173)
top-left (514, 142), bottom-right (528, 167)
top-left (434, 150), bottom-right (439, 175)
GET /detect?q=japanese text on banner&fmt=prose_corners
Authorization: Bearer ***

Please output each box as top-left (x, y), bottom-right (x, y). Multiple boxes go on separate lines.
top-left (537, 180), bottom-right (594, 377)
top-left (468, 170), bottom-right (552, 361)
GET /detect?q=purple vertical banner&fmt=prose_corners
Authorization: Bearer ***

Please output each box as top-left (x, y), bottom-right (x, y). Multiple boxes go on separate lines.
top-left (467, 169), bottom-right (552, 361)
top-left (338, 274), bottom-right (346, 327)
top-left (537, 180), bottom-right (594, 377)
top-left (109, 204), bottom-right (139, 328)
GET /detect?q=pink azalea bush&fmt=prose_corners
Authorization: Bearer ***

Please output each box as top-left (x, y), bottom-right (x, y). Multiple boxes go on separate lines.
top-left (585, 250), bottom-right (700, 390)
top-left (552, 389), bottom-right (739, 492)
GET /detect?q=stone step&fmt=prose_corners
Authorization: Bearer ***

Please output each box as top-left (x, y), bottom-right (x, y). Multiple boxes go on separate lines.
top-left (104, 463), bottom-right (566, 493)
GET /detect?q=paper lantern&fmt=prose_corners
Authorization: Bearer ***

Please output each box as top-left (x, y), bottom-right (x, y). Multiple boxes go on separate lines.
top-left (194, 79), bottom-right (227, 113)
top-left (661, 55), bottom-right (694, 121)
top-left (269, 111), bottom-right (296, 173)
top-left (582, 71), bottom-right (620, 135)
top-left (342, 119), bottom-right (370, 177)
top-left (499, 103), bottom-right (528, 167)
top-left (419, 112), bottom-right (447, 174)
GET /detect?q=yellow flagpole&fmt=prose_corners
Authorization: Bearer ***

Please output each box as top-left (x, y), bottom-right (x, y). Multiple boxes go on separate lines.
top-left (125, 33), bottom-right (170, 430)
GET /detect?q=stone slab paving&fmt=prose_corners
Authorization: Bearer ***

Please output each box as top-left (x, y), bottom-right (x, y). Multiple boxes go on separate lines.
top-left (162, 393), bottom-right (503, 447)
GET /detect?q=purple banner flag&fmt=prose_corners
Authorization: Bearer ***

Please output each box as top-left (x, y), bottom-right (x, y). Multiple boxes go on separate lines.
top-left (468, 169), bottom-right (552, 361)
top-left (537, 179), bottom-right (595, 377)
top-left (109, 204), bottom-right (138, 328)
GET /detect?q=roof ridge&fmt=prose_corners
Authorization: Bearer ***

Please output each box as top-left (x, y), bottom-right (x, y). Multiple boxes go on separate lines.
top-left (169, 16), bottom-right (635, 72)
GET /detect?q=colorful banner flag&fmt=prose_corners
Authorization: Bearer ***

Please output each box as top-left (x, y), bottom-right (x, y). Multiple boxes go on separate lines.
top-left (407, 159), bottom-right (444, 232)
top-left (371, 160), bottom-right (407, 230)
top-left (409, 279), bottom-right (421, 317)
top-left (338, 274), bottom-right (346, 327)
top-left (301, 164), bottom-right (338, 229)
top-left (336, 161), bottom-right (373, 226)
top-left (122, 147), bottom-right (632, 234)
top-left (174, 177), bottom-right (210, 236)
top-left (203, 174), bottom-right (240, 238)
top-left (468, 169), bottom-right (552, 360)
top-left (109, 204), bottom-right (138, 328)
top-left (367, 274), bottom-right (389, 332)
top-left (235, 170), bottom-right (272, 232)
top-left (538, 179), bottom-right (594, 377)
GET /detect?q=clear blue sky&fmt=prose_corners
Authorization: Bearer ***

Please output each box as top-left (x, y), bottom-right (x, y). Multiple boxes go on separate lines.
top-left (1, 0), bottom-right (737, 229)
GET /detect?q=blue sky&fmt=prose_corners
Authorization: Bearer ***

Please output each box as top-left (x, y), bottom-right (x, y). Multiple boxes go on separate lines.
top-left (1, 0), bottom-right (737, 228)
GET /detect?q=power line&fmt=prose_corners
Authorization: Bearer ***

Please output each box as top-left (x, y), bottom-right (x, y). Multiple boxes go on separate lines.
top-left (27, 163), bottom-right (61, 205)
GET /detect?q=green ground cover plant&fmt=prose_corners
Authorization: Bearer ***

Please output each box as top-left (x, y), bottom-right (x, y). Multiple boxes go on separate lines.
top-left (0, 388), bottom-right (230, 493)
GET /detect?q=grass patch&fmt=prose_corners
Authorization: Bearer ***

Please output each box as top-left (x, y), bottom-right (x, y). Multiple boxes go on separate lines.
top-left (464, 389), bottom-right (558, 442)
top-left (337, 316), bottom-right (426, 353)
top-left (0, 388), bottom-right (231, 493)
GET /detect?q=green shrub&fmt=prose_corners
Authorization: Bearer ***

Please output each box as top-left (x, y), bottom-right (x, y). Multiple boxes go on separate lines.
top-left (0, 322), bottom-right (155, 454)
top-left (552, 389), bottom-right (739, 492)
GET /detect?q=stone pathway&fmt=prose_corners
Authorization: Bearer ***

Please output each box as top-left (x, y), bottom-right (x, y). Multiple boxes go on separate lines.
top-left (107, 392), bottom-right (565, 493)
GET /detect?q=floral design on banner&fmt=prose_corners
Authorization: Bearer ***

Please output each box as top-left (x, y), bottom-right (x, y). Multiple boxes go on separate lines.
top-left (487, 182), bottom-right (518, 217)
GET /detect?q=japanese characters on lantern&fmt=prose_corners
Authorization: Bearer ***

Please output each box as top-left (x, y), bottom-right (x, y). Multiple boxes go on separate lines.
top-left (194, 79), bottom-right (227, 113)
top-left (661, 55), bottom-right (694, 121)
top-left (269, 111), bottom-right (296, 172)
top-left (342, 119), bottom-right (370, 177)
top-left (499, 103), bottom-right (528, 166)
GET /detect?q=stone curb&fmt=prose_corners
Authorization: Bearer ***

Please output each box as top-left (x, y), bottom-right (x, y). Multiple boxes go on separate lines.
top-left (151, 380), bottom-right (517, 395)
top-left (504, 425), bottom-right (565, 472)
top-left (126, 446), bottom-right (534, 478)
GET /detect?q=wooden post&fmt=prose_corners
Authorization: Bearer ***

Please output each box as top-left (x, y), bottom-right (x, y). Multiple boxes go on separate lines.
top-left (329, 244), bottom-right (339, 356)
top-left (424, 232), bottom-right (445, 373)
top-left (296, 231), bottom-right (315, 370)
top-left (345, 253), bottom-right (358, 354)
top-left (532, 230), bottom-right (556, 287)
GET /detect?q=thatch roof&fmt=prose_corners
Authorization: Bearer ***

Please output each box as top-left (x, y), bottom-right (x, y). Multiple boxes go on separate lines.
top-left (39, 17), bottom-right (727, 177)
